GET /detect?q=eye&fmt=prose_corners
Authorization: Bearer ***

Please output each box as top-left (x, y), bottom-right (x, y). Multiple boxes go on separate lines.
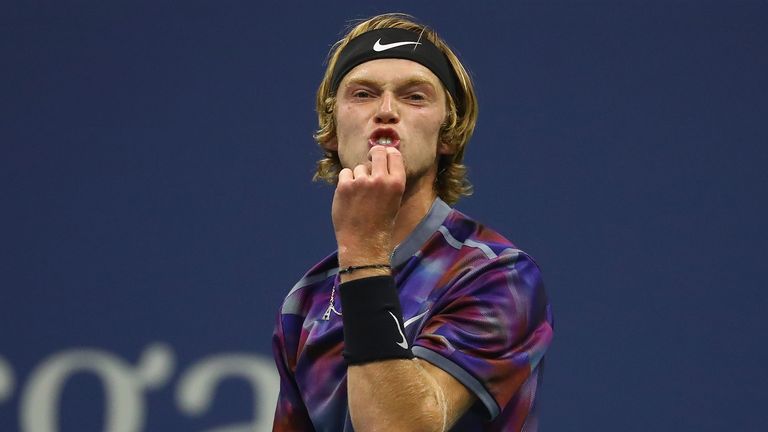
top-left (406, 93), bottom-right (427, 101)
top-left (352, 90), bottom-right (374, 99)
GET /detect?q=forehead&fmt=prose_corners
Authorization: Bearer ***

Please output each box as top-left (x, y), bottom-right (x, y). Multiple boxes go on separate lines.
top-left (339, 58), bottom-right (444, 90)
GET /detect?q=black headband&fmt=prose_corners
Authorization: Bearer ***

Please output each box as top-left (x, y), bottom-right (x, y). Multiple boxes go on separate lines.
top-left (329, 28), bottom-right (463, 114)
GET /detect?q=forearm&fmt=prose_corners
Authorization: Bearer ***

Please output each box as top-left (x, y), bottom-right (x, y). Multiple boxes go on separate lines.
top-left (331, 146), bottom-right (449, 430)
top-left (339, 269), bottom-right (447, 432)
top-left (348, 358), bottom-right (446, 432)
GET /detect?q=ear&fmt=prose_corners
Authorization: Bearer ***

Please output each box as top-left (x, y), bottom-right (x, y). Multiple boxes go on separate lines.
top-left (438, 139), bottom-right (454, 156)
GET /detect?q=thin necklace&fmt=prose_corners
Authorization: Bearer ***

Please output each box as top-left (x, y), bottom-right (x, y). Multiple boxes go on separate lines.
top-left (322, 279), bottom-right (342, 321)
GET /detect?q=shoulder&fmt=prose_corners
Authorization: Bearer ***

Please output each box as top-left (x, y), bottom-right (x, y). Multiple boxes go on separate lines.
top-left (430, 209), bottom-right (549, 322)
top-left (279, 251), bottom-right (339, 318)
top-left (436, 208), bottom-right (541, 275)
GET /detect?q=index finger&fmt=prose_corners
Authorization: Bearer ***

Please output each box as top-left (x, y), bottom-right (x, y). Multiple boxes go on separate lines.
top-left (386, 147), bottom-right (405, 179)
top-left (369, 145), bottom-right (389, 177)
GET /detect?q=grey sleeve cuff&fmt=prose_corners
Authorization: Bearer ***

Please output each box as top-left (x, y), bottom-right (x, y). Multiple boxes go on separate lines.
top-left (412, 346), bottom-right (500, 420)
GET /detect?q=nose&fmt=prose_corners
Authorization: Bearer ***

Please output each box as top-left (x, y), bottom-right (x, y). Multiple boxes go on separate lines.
top-left (374, 92), bottom-right (399, 124)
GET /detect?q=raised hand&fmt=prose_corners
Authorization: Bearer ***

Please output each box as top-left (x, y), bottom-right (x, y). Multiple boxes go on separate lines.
top-left (332, 145), bottom-right (406, 269)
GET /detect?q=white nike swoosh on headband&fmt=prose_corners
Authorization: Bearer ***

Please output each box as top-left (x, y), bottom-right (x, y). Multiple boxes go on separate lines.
top-left (404, 310), bottom-right (430, 330)
top-left (373, 38), bottom-right (422, 52)
top-left (388, 311), bottom-right (409, 349)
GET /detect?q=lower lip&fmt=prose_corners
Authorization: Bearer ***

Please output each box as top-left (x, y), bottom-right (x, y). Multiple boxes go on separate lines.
top-left (368, 139), bottom-right (400, 149)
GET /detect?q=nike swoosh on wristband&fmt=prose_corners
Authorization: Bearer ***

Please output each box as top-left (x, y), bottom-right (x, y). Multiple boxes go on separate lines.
top-left (404, 310), bottom-right (430, 330)
top-left (373, 38), bottom-right (422, 52)
top-left (388, 311), bottom-right (409, 349)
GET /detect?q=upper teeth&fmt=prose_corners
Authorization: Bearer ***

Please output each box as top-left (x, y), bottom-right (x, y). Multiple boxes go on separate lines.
top-left (376, 137), bottom-right (393, 145)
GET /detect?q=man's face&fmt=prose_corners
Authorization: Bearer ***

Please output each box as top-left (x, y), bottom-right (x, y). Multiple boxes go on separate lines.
top-left (330, 58), bottom-right (451, 187)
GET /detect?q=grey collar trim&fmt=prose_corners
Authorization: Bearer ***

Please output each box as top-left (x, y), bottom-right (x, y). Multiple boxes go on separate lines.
top-left (391, 198), bottom-right (452, 268)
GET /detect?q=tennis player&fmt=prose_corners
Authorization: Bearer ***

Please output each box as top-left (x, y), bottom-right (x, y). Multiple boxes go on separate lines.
top-left (272, 13), bottom-right (554, 431)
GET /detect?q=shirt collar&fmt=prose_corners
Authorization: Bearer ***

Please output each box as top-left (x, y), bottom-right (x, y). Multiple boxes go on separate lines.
top-left (391, 198), bottom-right (453, 268)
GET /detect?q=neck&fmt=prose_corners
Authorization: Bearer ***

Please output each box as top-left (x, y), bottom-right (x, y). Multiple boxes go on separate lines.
top-left (392, 174), bottom-right (439, 248)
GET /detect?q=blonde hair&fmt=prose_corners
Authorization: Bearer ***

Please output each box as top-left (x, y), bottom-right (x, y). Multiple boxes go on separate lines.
top-left (313, 13), bottom-right (479, 205)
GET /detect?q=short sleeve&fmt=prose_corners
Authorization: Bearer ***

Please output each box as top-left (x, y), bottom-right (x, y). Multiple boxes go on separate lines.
top-left (411, 251), bottom-right (554, 419)
top-left (272, 312), bottom-right (316, 431)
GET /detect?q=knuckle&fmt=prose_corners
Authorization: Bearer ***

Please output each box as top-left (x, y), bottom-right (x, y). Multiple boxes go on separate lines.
top-left (336, 181), bottom-right (351, 192)
top-left (381, 177), bottom-right (402, 191)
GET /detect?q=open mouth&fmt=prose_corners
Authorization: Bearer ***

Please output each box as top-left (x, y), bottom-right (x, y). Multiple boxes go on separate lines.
top-left (369, 128), bottom-right (401, 148)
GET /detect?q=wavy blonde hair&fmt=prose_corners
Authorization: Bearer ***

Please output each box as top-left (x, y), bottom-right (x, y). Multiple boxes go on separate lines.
top-left (313, 13), bottom-right (478, 205)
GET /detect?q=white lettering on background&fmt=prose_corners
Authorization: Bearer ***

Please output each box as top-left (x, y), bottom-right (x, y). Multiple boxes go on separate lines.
top-left (1, 346), bottom-right (279, 431)
top-left (176, 354), bottom-right (279, 432)
top-left (19, 343), bottom-right (174, 432)
top-left (0, 356), bottom-right (14, 403)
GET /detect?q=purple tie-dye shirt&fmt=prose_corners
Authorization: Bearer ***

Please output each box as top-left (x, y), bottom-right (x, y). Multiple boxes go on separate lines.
top-left (272, 199), bottom-right (554, 431)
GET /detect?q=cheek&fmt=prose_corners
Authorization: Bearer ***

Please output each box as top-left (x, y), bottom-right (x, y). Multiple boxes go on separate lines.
top-left (414, 111), bottom-right (446, 141)
top-left (336, 107), bottom-right (365, 140)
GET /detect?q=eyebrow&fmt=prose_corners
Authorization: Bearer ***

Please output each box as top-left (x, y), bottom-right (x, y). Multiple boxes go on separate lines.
top-left (343, 77), bottom-right (438, 92)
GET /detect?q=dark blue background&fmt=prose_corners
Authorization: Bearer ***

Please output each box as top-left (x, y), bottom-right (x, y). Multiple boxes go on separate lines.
top-left (2, 0), bottom-right (766, 430)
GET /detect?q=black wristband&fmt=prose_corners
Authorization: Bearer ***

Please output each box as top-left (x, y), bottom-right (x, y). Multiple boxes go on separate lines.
top-left (339, 275), bottom-right (415, 365)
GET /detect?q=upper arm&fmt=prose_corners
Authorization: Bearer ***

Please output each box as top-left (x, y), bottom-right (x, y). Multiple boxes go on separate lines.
top-left (412, 252), bottom-right (554, 421)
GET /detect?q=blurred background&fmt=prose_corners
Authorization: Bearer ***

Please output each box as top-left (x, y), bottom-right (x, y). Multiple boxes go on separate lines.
top-left (2, 0), bottom-right (766, 430)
